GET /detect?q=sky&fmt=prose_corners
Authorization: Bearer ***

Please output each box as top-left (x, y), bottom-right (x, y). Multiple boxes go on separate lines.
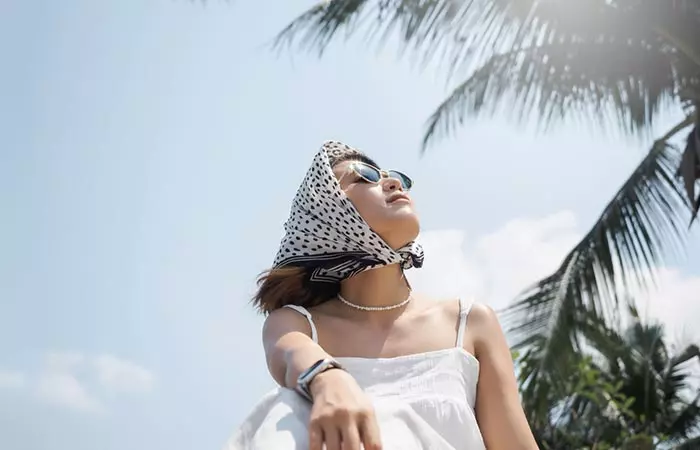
top-left (1, 1), bottom-right (699, 449)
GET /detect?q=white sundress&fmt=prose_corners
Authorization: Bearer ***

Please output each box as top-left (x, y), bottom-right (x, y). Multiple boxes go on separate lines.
top-left (225, 298), bottom-right (486, 449)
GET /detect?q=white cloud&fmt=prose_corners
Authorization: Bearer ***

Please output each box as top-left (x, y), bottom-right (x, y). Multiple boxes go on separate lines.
top-left (36, 370), bottom-right (104, 413)
top-left (0, 370), bottom-right (26, 390)
top-left (35, 352), bottom-right (103, 413)
top-left (636, 268), bottom-right (700, 344)
top-left (33, 352), bottom-right (155, 413)
top-left (408, 211), bottom-right (700, 338)
top-left (409, 211), bottom-right (579, 311)
top-left (407, 230), bottom-right (485, 301)
top-left (94, 354), bottom-right (155, 393)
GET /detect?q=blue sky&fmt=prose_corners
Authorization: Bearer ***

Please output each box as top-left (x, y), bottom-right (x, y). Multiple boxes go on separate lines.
top-left (1, 1), bottom-right (699, 449)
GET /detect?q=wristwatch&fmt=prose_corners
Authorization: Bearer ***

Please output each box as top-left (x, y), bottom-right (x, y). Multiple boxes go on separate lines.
top-left (295, 358), bottom-right (345, 402)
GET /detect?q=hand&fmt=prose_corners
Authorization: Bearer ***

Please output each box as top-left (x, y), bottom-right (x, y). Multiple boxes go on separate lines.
top-left (307, 369), bottom-right (382, 450)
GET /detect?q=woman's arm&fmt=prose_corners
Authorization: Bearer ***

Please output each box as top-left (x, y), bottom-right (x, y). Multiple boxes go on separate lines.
top-left (262, 307), bottom-right (332, 388)
top-left (469, 304), bottom-right (539, 450)
top-left (262, 308), bottom-right (383, 450)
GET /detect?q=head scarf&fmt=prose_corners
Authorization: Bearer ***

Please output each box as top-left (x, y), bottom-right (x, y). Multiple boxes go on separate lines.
top-left (272, 140), bottom-right (424, 283)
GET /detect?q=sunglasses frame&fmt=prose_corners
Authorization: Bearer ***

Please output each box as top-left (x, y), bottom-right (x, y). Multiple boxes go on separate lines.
top-left (346, 161), bottom-right (414, 191)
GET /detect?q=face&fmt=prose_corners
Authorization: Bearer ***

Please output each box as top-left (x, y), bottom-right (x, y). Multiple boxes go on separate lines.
top-left (333, 159), bottom-right (420, 249)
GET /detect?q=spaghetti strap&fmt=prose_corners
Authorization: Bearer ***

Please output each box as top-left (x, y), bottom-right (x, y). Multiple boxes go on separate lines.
top-left (455, 298), bottom-right (472, 348)
top-left (283, 304), bottom-right (318, 344)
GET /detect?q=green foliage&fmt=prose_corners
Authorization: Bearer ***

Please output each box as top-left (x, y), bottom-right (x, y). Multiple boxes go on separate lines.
top-left (523, 304), bottom-right (700, 449)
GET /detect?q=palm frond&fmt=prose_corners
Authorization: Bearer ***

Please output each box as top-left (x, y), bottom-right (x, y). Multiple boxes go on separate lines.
top-left (273, 1), bottom-right (369, 57)
top-left (662, 344), bottom-right (700, 409)
top-left (502, 121), bottom-right (692, 415)
top-left (528, 301), bottom-right (700, 441)
top-left (679, 124), bottom-right (700, 223)
top-left (421, 38), bottom-right (679, 150)
top-left (667, 389), bottom-right (700, 442)
top-left (275, 1), bottom-right (700, 142)
top-left (273, 0), bottom-right (700, 70)
top-left (673, 435), bottom-right (700, 450)
top-left (516, 334), bottom-right (579, 421)
top-left (671, 345), bottom-right (700, 368)
top-left (273, 0), bottom-right (522, 63)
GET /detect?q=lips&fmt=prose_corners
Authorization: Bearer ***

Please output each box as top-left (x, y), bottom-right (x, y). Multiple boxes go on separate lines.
top-left (387, 193), bottom-right (411, 204)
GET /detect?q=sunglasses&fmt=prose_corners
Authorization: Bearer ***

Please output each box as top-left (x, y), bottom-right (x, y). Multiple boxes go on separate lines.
top-left (346, 161), bottom-right (413, 191)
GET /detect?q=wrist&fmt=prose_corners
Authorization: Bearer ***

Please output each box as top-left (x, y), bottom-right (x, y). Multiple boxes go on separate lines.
top-left (308, 367), bottom-right (344, 395)
top-left (295, 357), bottom-right (345, 401)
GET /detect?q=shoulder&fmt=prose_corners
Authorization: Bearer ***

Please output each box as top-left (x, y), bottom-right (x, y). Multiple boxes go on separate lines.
top-left (431, 298), bottom-right (499, 324)
top-left (467, 302), bottom-right (500, 328)
top-left (421, 297), bottom-right (495, 323)
top-left (429, 299), bottom-right (503, 352)
top-left (263, 306), bottom-right (314, 338)
top-left (465, 302), bottom-right (509, 356)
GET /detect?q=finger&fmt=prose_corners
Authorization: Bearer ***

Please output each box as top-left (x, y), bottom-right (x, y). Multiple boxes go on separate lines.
top-left (323, 425), bottom-right (342, 450)
top-left (340, 422), bottom-right (361, 450)
top-left (308, 422), bottom-right (323, 450)
top-left (359, 416), bottom-right (382, 450)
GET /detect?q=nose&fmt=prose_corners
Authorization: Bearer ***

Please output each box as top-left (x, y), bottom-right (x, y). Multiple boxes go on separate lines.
top-left (381, 175), bottom-right (403, 192)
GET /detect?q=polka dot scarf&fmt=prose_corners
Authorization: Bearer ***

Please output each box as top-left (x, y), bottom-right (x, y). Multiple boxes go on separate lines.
top-left (272, 140), bottom-right (424, 283)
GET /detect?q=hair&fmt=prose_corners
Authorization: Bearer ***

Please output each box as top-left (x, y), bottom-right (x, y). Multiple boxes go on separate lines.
top-left (252, 151), bottom-right (380, 315)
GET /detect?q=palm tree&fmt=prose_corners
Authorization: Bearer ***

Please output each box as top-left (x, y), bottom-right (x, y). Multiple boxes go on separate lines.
top-left (272, 0), bottom-right (700, 405)
top-left (529, 301), bottom-right (700, 449)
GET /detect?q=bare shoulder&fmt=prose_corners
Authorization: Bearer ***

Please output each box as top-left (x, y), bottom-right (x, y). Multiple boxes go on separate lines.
top-left (428, 298), bottom-right (499, 326)
top-left (262, 306), bottom-right (314, 341)
top-left (465, 302), bottom-right (509, 356)
top-left (416, 296), bottom-right (498, 326)
top-left (467, 302), bottom-right (501, 329)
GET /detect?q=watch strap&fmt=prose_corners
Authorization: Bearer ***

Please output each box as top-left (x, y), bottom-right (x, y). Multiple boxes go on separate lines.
top-left (296, 358), bottom-right (344, 401)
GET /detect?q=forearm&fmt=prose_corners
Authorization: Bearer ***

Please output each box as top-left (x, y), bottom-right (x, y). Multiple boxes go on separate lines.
top-left (276, 334), bottom-right (333, 388)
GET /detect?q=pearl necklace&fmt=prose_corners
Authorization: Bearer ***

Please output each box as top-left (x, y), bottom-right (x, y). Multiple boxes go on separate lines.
top-left (337, 292), bottom-right (412, 311)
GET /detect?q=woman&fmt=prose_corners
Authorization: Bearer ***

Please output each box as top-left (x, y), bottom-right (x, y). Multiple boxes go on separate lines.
top-left (227, 141), bottom-right (538, 450)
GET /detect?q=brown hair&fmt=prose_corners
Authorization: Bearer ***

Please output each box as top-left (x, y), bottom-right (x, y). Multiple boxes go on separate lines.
top-left (252, 267), bottom-right (340, 314)
top-left (252, 151), bottom-right (380, 315)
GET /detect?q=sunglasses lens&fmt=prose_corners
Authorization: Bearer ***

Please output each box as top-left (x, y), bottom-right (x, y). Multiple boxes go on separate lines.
top-left (352, 163), bottom-right (413, 191)
top-left (354, 163), bottom-right (381, 183)
top-left (388, 170), bottom-right (413, 191)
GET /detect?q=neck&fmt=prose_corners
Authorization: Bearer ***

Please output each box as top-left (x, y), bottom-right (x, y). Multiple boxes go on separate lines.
top-left (338, 264), bottom-right (411, 310)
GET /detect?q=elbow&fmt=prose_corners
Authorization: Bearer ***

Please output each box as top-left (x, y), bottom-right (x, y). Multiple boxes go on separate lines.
top-left (280, 346), bottom-right (297, 388)
top-left (263, 341), bottom-right (289, 388)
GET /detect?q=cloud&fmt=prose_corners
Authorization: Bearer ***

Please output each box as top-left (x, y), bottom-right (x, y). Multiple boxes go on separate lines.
top-left (35, 352), bottom-right (103, 412)
top-left (94, 354), bottom-right (155, 393)
top-left (409, 211), bottom-right (579, 311)
top-left (406, 230), bottom-right (485, 301)
top-left (636, 268), bottom-right (700, 345)
top-left (408, 211), bottom-right (700, 337)
top-left (36, 369), bottom-right (104, 413)
top-left (33, 352), bottom-right (155, 413)
top-left (0, 370), bottom-right (26, 390)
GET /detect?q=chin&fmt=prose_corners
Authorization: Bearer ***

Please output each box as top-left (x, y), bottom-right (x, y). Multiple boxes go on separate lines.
top-left (382, 214), bottom-right (420, 248)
